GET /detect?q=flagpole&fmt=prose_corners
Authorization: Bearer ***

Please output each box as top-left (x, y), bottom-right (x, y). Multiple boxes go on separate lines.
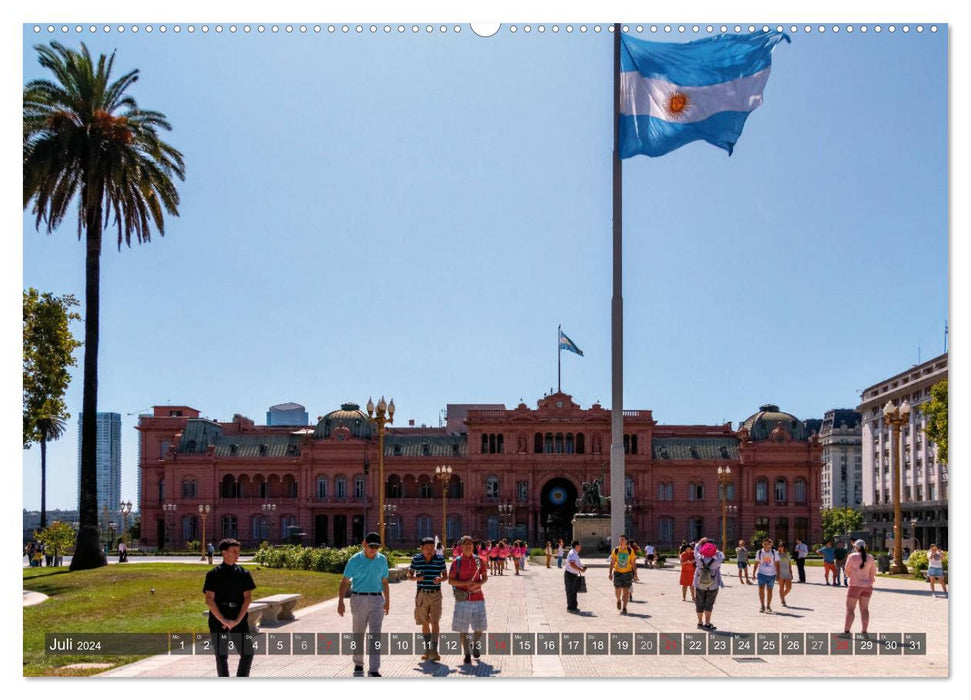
top-left (558, 325), bottom-right (562, 393)
top-left (609, 22), bottom-right (626, 545)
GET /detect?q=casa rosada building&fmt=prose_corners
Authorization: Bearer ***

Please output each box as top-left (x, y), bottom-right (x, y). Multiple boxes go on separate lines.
top-left (137, 394), bottom-right (823, 550)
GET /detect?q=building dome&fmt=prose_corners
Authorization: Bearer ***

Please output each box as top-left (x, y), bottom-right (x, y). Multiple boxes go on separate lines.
top-left (739, 404), bottom-right (809, 441)
top-left (313, 402), bottom-right (374, 439)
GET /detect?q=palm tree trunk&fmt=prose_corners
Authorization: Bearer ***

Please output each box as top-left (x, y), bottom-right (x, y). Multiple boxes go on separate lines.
top-left (70, 193), bottom-right (107, 571)
top-left (40, 436), bottom-right (47, 529)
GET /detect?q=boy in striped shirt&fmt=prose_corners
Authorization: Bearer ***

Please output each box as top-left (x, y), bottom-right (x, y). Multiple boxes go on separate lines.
top-left (408, 536), bottom-right (447, 662)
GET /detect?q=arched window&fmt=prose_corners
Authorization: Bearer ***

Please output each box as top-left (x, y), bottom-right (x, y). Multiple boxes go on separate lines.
top-left (485, 476), bottom-right (500, 499)
top-left (447, 475), bottom-right (463, 499)
top-left (794, 478), bottom-right (807, 504)
top-left (181, 479), bottom-right (196, 498)
top-left (482, 434), bottom-right (489, 454)
top-left (182, 516), bottom-right (198, 542)
top-left (689, 517), bottom-right (705, 541)
top-left (565, 433), bottom-right (575, 454)
top-left (555, 433), bottom-right (564, 453)
top-left (657, 517), bottom-right (674, 547)
top-left (416, 515), bottom-right (434, 540)
top-left (284, 475), bottom-right (298, 498)
top-left (576, 433), bottom-right (585, 454)
top-left (316, 476), bottom-right (328, 499)
top-left (158, 479), bottom-right (165, 503)
top-left (624, 434), bottom-right (638, 455)
top-left (497, 434), bottom-right (504, 454)
top-left (221, 515), bottom-right (237, 539)
top-left (419, 475), bottom-right (433, 498)
top-left (625, 475), bottom-right (634, 501)
top-left (775, 478), bottom-right (787, 503)
top-left (335, 476), bottom-right (347, 499)
top-left (755, 477), bottom-right (769, 504)
top-left (489, 434), bottom-right (496, 454)
top-left (534, 433), bottom-right (543, 453)
top-left (544, 433), bottom-right (554, 453)
top-left (666, 483), bottom-right (674, 501)
top-left (386, 475), bottom-right (401, 498)
top-left (354, 475), bottom-right (366, 499)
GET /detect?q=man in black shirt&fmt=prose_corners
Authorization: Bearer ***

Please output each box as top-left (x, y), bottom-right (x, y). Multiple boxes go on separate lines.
top-left (203, 538), bottom-right (256, 677)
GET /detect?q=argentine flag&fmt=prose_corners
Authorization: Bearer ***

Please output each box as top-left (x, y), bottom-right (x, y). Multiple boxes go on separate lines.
top-left (559, 329), bottom-right (584, 357)
top-left (619, 31), bottom-right (789, 158)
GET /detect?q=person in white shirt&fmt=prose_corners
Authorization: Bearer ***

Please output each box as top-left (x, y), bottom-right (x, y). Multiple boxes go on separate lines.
top-left (644, 543), bottom-right (656, 569)
top-left (754, 538), bottom-right (780, 613)
top-left (926, 544), bottom-right (947, 598)
top-left (564, 540), bottom-right (587, 612)
top-left (794, 538), bottom-right (809, 583)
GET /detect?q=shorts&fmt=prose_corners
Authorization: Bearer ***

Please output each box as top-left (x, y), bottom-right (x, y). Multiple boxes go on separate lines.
top-left (646, 554), bottom-right (655, 561)
top-left (695, 587), bottom-right (719, 613)
top-left (613, 571), bottom-right (633, 588)
top-left (413, 589), bottom-right (443, 625)
top-left (737, 561), bottom-right (748, 569)
top-left (757, 573), bottom-right (776, 588)
top-left (451, 600), bottom-right (488, 632)
top-left (846, 586), bottom-right (873, 600)
top-left (927, 567), bottom-right (944, 578)
top-left (823, 562), bottom-right (837, 575)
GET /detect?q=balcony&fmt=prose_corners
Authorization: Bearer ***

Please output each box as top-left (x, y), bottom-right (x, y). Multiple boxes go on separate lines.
top-left (308, 496), bottom-right (372, 506)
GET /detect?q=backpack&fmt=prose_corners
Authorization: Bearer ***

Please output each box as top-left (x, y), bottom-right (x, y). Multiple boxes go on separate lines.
top-left (697, 557), bottom-right (715, 590)
top-left (450, 555), bottom-right (482, 602)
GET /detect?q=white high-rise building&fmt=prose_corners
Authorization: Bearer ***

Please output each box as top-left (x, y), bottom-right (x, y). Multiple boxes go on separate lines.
top-left (857, 353), bottom-right (948, 550)
top-left (819, 409), bottom-right (863, 509)
top-left (77, 412), bottom-right (122, 528)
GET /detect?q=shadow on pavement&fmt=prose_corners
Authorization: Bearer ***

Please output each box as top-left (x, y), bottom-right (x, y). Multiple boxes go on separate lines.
top-left (455, 660), bottom-right (500, 677)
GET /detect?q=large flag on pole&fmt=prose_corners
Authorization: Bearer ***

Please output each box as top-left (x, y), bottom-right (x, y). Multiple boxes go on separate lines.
top-left (619, 30), bottom-right (789, 158)
top-left (559, 328), bottom-right (584, 356)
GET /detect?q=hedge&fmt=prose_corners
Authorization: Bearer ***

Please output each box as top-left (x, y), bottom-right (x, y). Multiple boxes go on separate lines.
top-left (253, 544), bottom-right (401, 572)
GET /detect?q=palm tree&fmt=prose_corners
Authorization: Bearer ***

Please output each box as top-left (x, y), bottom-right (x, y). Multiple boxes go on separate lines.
top-left (34, 412), bottom-right (67, 530)
top-left (24, 42), bottom-right (185, 570)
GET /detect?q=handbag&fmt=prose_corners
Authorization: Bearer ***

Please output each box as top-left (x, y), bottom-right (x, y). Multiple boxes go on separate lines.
top-left (451, 555), bottom-right (481, 602)
top-left (576, 574), bottom-right (588, 594)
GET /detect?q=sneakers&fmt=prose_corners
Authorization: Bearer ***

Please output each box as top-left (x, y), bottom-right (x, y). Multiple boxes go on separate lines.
top-left (621, 607), bottom-right (628, 615)
top-left (353, 665), bottom-right (364, 675)
top-left (759, 606), bottom-right (765, 613)
top-left (368, 671), bottom-right (382, 677)
top-left (766, 607), bottom-right (774, 614)
top-left (420, 653), bottom-right (429, 660)
top-left (472, 646), bottom-right (481, 659)
top-left (704, 624), bottom-right (717, 631)
top-left (697, 622), bottom-right (706, 629)
top-left (463, 654), bottom-right (472, 665)
top-left (426, 651), bottom-right (441, 662)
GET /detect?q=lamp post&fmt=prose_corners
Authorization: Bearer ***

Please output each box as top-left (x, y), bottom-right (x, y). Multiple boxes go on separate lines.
top-left (198, 504), bottom-right (211, 559)
top-left (363, 457), bottom-right (371, 533)
top-left (717, 466), bottom-right (734, 554)
top-left (911, 517), bottom-right (920, 551)
top-left (624, 503), bottom-right (634, 540)
top-left (883, 399), bottom-right (911, 574)
top-left (498, 502), bottom-right (514, 539)
top-left (261, 503), bottom-right (277, 544)
top-left (162, 503), bottom-right (177, 550)
top-left (119, 501), bottom-right (133, 546)
top-left (383, 503), bottom-right (398, 542)
top-left (367, 396), bottom-right (395, 547)
top-left (435, 465), bottom-right (453, 547)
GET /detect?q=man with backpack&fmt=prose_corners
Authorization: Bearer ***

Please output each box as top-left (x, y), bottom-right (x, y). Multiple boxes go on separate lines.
top-left (608, 534), bottom-right (638, 615)
top-left (448, 535), bottom-right (488, 665)
top-left (692, 537), bottom-right (725, 631)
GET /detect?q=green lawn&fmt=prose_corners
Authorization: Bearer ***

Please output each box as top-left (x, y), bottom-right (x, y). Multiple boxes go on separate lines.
top-left (23, 563), bottom-right (341, 677)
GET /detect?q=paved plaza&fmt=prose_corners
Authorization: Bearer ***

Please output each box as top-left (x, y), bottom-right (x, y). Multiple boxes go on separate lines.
top-left (99, 558), bottom-right (948, 678)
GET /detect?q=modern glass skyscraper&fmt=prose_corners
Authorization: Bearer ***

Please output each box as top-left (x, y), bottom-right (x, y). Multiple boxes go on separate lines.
top-left (77, 412), bottom-right (122, 527)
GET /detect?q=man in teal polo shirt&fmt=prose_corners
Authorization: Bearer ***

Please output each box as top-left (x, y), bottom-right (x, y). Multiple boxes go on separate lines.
top-left (338, 532), bottom-right (390, 677)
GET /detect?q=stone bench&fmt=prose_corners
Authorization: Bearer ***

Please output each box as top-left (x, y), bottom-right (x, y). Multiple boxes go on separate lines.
top-left (253, 594), bottom-right (303, 624)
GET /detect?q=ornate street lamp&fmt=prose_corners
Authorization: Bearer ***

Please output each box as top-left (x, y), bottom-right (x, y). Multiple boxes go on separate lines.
top-left (162, 503), bottom-right (178, 550)
top-left (435, 465), bottom-right (453, 547)
top-left (119, 501), bottom-right (133, 546)
top-left (367, 396), bottom-right (395, 547)
top-left (198, 504), bottom-right (212, 559)
top-left (261, 503), bottom-right (277, 543)
top-left (717, 466), bottom-right (734, 554)
top-left (383, 503), bottom-right (398, 542)
top-left (883, 399), bottom-right (911, 574)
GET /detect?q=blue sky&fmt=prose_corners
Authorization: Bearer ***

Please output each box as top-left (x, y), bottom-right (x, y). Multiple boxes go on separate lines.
top-left (20, 19), bottom-right (948, 511)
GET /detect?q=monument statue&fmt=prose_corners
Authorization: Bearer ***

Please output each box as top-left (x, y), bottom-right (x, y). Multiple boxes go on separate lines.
top-left (576, 466), bottom-right (610, 515)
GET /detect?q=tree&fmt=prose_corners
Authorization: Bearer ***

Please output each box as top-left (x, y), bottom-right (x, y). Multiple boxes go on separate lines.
top-left (35, 521), bottom-right (77, 566)
top-left (24, 42), bottom-right (186, 570)
top-left (23, 288), bottom-right (81, 529)
top-left (921, 379), bottom-right (948, 466)
top-left (821, 507), bottom-right (863, 543)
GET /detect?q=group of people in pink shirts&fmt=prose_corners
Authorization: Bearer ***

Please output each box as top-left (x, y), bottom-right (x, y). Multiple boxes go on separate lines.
top-left (447, 539), bottom-right (529, 576)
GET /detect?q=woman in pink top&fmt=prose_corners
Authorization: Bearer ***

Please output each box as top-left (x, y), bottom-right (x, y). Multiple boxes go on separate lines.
top-left (498, 541), bottom-right (510, 575)
top-left (843, 539), bottom-right (877, 635)
top-left (489, 543), bottom-right (501, 576)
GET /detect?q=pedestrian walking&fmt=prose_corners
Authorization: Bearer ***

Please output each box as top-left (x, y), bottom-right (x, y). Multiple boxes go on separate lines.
top-left (817, 540), bottom-right (837, 585)
top-left (448, 535), bottom-right (488, 665)
top-left (408, 536), bottom-right (447, 662)
top-left (498, 540), bottom-right (510, 575)
top-left (512, 541), bottom-right (522, 575)
top-left (754, 538), bottom-right (780, 613)
top-left (545, 541), bottom-right (553, 568)
top-left (693, 538), bottom-right (724, 630)
top-left (489, 540), bottom-right (500, 576)
top-left (435, 539), bottom-right (445, 559)
top-left (609, 535), bottom-right (638, 614)
top-left (556, 539), bottom-right (565, 569)
top-left (776, 542), bottom-right (793, 607)
top-left (843, 539), bottom-right (876, 635)
top-left (794, 538), bottom-right (809, 583)
top-left (337, 532), bottom-right (390, 677)
top-left (926, 544), bottom-right (947, 598)
top-left (118, 540), bottom-right (127, 563)
top-left (679, 543), bottom-right (697, 602)
top-left (207, 541), bottom-right (215, 565)
top-left (520, 541), bottom-right (528, 570)
top-left (644, 542), bottom-right (656, 569)
top-left (834, 540), bottom-right (848, 586)
top-left (736, 540), bottom-right (752, 584)
top-left (203, 538), bottom-right (256, 677)
top-left (564, 540), bottom-right (587, 613)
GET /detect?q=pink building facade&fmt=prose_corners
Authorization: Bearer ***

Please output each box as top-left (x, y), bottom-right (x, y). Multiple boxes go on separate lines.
top-left (137, 395), bottom-right (822, 550)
